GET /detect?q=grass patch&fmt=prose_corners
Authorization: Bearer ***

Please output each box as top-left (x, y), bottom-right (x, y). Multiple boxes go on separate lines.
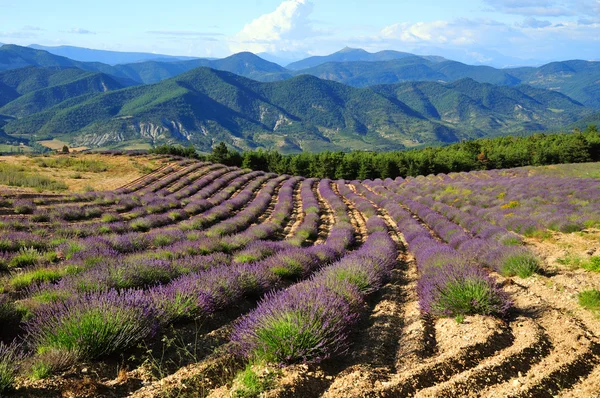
top-left (499, 252), bottom-right (539, 278)
top-left (232, 363), bottom-right (280, 398)
top-left (557, 255), bottom-right (600, 272)
top-left (10, 269), bottom-right (63, 290)
top-left (34, 157), bottom-right (110, 173)
top-left (0, 162), bottom-right (67, 191)
top-left (578, 290), bottom-right (600, 315)
top-left (432, 279), bottom-right (508, 317)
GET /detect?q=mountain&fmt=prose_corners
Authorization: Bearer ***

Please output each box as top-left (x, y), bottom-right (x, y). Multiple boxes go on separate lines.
top-left (5, 45), bottom-right (599, 109)
top-left (372, 79), bottom-right (586, 135)
top-left (294, 55), bottom-right (600, 108)
top-left (0, 44), bottom-right (139, 82)
top-left (298, 57), bottom-right (518, 88)
top-left (28, 44), bottom-right (198, 65)
top-left (0, 45), bottom-right (291, 85)
top-left (507, 60), bottom-right (600, 109)
top-left (286, 47), bottom-right (436, 70)
top-left (571, 112), bottom-right (600, 130)
top-left (0, 67), bottom-right (129, 117)
top-left (1, 68), bottom-right (590, 153)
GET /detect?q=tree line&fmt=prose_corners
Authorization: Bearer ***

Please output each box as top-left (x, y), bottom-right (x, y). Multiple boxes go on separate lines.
top-left (150, 126), bottom-right (600, 179)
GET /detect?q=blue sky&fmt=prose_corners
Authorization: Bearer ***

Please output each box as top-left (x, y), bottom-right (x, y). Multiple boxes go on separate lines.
top-left (0, 0), bottom-right (598, 66)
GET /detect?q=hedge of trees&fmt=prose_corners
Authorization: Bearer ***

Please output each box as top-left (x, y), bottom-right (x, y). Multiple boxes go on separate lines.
top-left (153, 126), bottom-right (600, 180)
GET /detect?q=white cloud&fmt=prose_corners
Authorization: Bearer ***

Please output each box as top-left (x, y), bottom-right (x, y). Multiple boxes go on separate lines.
top-left (230, 0), bottom-right (322, 53)
top-left (379, 19), bottom-right (515, 47)
top-left (68, 28), bottom-right (95, 35)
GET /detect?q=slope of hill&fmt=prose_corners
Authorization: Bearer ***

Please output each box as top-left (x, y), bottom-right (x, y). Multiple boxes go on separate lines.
top-left (299, 58), bottom-right (520, 87)
top-left (508, 60), bottom-right (600, 109)
top-left (0, 44), bottom-right (141, 82)
top-left (28, 44), bottom-right (199, 65)
top-left (286, 47), bottom-right (444, 70)
top-left (1, 68), bottom-right (590, 153)
top-left (0, 68), bottom-right (128, 117)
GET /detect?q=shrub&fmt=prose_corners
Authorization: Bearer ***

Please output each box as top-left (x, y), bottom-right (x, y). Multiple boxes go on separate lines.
top-left (29, 348), bottom-right (78, 380)
top-left (497, 248), bottom-right (539, 278)
top-left (9, 247), bottom-right (42, 268)
top-left (232, 284), bottom-right (359, 364)
top-left (418, 263), bottom-right (511, 318)
top-left (13, 199), bottom-right (36, 214)
top-left (26, 289), bottom-right (162, 359)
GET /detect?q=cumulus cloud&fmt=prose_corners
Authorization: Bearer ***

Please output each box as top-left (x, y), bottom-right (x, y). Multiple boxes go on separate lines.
top-left (230, 0), bottom-right (323, 53)
top-left (68, 28), bottom-right (95, 35)
top-left (22, 25), bottom-right (44, 31)
top-left (517, 17), bottom-right (553, 28)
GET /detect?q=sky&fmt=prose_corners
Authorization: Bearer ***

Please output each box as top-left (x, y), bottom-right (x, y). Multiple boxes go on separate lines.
top-left (0, 0), bottom-right (599, 66)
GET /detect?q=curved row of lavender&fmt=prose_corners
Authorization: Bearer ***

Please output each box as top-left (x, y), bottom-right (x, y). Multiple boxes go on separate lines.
top-left (231, 180), bottom-right (397, 364)
top-left (363, 179), bottom-right (539, 278)
top-left (352, 180), bottom-right (511, 318)
top-left (1, 163), bottom-right (373, 383)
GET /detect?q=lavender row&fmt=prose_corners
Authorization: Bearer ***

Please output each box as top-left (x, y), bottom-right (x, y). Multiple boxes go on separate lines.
top-left (163, 163), bottom-right (225, 197)
top-left (205, 176), bottom-right (297, 237)
top-left (22, 181), bottom-right (358, 361)
top-left (138, 162), bottom-right (211, 196)
top-left (115, 165), bottom-right (177, 195)
top-left (318, 179), bottom-right (351, 224)
top-left (336, 180), bottom-right (378, 219)
top-left (353, 182), bottom-right (511, 318)
top-left (362, 181), bottom-right (538, 278)
top-left (231, 215), bottom-right (396, 364)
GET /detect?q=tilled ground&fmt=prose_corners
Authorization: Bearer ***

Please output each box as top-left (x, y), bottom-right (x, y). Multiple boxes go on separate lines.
top-left (4, 172), bottom-right (600, 398)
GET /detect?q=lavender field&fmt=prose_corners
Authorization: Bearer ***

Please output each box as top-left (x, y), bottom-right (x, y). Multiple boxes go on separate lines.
top-left (1, 154), bottom-right (599, 397)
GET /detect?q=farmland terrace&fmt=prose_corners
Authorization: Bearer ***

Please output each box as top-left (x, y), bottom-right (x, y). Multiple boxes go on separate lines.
top-left (0, 152), bottom-right (599, 397)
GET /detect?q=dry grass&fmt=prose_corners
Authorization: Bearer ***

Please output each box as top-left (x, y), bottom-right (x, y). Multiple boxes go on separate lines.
top-left (38, 139), bottom-right (89, 152)
top-left (0, 153), bottom-right (163, 193)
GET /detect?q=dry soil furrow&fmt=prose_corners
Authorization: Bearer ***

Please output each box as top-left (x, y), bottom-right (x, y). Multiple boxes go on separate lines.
top-left (415, 317), bottom-right (551, 397)
top-left (474, 280), bottom-right (600, 398)
top-left (332, 182), bottom-right (367, 243)
top-left (283, 180), bottom-right (305, 239)
top-left (373, 315), bottom-right (512, 397)
top-left (349, 182), bottom-right (430, 370)
top-left (314, 182), bottom-right (335, 245)
top-left (559, 363), bottom-right (600, 398)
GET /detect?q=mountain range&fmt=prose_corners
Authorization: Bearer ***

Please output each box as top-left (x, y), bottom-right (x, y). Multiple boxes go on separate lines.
top-left (1, 45), bottom-right (598, 108)
top-left (0, 44), bottom-right (597, 153)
